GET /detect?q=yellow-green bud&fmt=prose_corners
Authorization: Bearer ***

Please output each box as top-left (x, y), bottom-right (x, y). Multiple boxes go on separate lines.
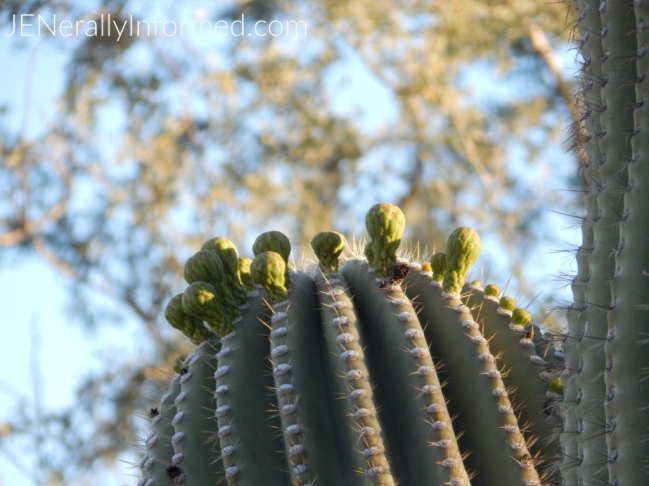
top-left (184, 250), bottom-right (226, 285)
top-left (238, 257), bottom-right (255, 290)
top-left (364, 203), bottom-right (406, 277)
top-left (165, 294), bottom-right (212, 343)
top-left (512, 308), bottom-right (532, 326)
top-left (251, 251), bottom-right (288, 303)
top-left (182, 282), bottom-right (233, 336)
top-left (311, 231), bottom-right (346, 272)
top-left (484, 284), bottom-right (500, 298)
top-left (430, 253), bottom-right (447, 283)
top-left (499, 296), bottom-right (517, 312)
top-left (201, 237), bottom-right (247, 305)
top-left (443, 227), bottom-right (481, 294)
top-left (253, 231), bottom-right (291, 264)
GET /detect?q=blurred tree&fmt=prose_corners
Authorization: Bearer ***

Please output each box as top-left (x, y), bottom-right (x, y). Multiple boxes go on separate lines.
top-left (0, 0), bottom-right (577, 482)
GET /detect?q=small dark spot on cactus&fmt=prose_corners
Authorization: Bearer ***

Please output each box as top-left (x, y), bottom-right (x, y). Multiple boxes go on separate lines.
top-left (179, 366), bottom-right (188, 375)
top-left (148, 407), bottom-right (159, 418)
top-left (166, 465), bottom-right (184, 481)
top-left (380, 263), bottom-right (410, 289)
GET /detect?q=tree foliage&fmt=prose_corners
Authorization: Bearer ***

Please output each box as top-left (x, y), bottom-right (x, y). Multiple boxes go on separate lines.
top-left (0, 0), bottom-right (577, 482)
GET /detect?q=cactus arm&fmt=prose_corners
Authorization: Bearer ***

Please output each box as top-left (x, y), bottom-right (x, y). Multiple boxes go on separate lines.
top-left (604, 2), bottom-right (649, 482)
top-left (574, 2), bottom-right (637, 482)
top-left (462, 285), bottom-right (561, 481)
top-left (405, 270), bottom-right (541, 486)
top-left (169, 340), bottom-right (224, 485)
top-left (139, 375), bottom-right (182, 486)
top-left (342, 259), bottom-right (471, 486)
top-left (214, 289), bottom-right (289, 485)
top-left (315, 270), bottom-right (395, 485)
top-left (269, 271), bottom-right (350, 485)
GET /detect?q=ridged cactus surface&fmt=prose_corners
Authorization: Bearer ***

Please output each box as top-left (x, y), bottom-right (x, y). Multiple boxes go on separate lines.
top-left (137, 203), bottom-right (561, 486)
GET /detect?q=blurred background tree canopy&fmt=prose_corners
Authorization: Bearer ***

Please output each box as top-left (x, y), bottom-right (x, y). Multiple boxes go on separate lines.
top-left (0, 0), bottom-right (579, 483)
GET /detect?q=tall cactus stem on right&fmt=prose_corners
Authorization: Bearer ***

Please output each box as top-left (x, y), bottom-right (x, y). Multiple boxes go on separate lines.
top-left (604, 2), bottom-right (649, 483)
top-left (574, 1), bottom-right (636, 483)
top-left (562, 2), bottom-right (603, 483)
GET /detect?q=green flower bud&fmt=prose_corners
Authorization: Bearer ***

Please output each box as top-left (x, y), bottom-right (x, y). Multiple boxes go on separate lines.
top-left (252, 231), bottom-right (291, 264)
top-left (311, 231), bottom-right (346, 272)
top-left (499, 296), bottom-right (517, 312)
top-left (512, 308), bottom-right (532, 326)
top-left (173, 354), bottom-right (188, 374)
top-left (442, 227), bottom-right (481, 294)
top-left (201, 237), bottom-right (248, 306)
top-left (184, 250), bottom-right (226, 285)
top-left (548, 376), bottom-right (564, 395)
top-left (251, 251), bottom-right (288, 303)
top-left (182, 282), bottom-right (233, 336)
top-left (484, 284), bottom-right (500, 298)
top-left (164, 293), bottom-right (212, 343)
top-left (364, 203), bottom-right (406, 277)
top-left (430, 253), bottom-right (447, 283)
top-left (238, 257), bottom-right (255, 290)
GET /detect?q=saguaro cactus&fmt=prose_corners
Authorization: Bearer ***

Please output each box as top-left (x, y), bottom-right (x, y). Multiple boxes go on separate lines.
top-left (136, 2), bottom-right (649, 484)
top-left (137, 203), bottom-right (561, 486)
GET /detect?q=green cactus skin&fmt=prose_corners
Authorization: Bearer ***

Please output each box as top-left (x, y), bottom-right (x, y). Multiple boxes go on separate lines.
top-left (169, 340), bottom-right (224, 485)
top-left (311, 231), bottom-right (346, 272)
top-left (443, 228), bottom-right (481, 295)
top-left (405, 270), bottom-right (541, 486)
top-left (214, 289), bottom-right (289, 485)
top-left (342, 259), bottom-right (471, 486)
top-left (363, 203), bottom-right (406, 277)
top-left (139, 375), bottom-right (182, 486)
top-left (267, 272), bottom-right (350, 485)
top-left (572, 2), bottom-right (637, 483)
top-left (462, 285), bottom-right (561, 482)
top-left (560, 3), bottom-right (603, 484)
top-left (237, 257), bottom-right (255, 290)
top-left (251, 251), bottom-right (288, 303)
top-left (314, 270), bottom-right (395, 485)
top-left (201, 237), bottom-right (249, 306)
top-left (603, 2), bottom-right (649, 483)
